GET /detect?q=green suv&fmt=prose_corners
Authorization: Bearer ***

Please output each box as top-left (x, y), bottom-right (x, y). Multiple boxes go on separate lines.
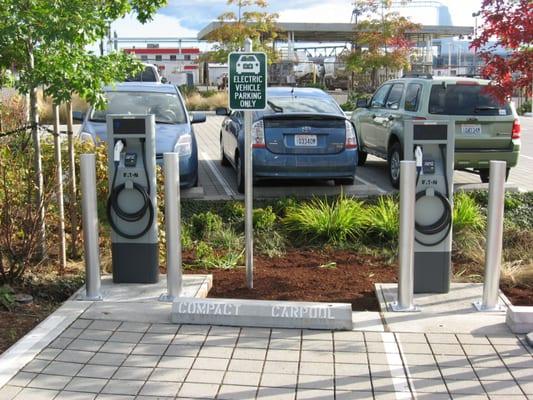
top-left (351, 75), bottom-right (521, 188)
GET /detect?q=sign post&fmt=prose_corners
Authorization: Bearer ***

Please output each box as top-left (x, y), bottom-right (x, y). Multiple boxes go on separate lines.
top-left (228, 39), bottom-right (267, 289)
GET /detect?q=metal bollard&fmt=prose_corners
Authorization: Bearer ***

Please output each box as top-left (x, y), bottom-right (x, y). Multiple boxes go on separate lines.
top-left (391, 160), bottom-right (419, 312)
top-left (160, 153), bottom-right (183, 302)
top-left (474, 160), bottom-right (506, 312)
top-left (244, 37), bottom-right (254, 289)
top-left (80, 154), bottom-right (102, 301)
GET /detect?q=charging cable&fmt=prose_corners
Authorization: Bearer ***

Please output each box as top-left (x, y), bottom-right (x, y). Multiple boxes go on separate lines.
top-left (106, 139), bottom-right (155, 239)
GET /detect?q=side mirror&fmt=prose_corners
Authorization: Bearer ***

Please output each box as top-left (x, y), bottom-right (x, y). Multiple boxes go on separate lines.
top-left (161, 77), bottom-right (168, 84)
top-left (191, 112), bottom-right (206, 124)
top-left (215, 107), bottom-right (230, 116)
top-left (356, 98), bottom-right (368, 108)
top-left (72, 111), bottom-right (85, 122)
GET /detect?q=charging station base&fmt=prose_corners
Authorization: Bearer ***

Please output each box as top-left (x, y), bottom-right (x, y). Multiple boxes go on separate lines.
top-left (414, 252), bottom-right (451, 293)
top-left (112, 243), bottom-right (159, 284)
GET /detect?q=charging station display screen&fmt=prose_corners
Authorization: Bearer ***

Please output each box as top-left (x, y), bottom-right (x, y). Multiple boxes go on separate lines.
top-left (113, 118), bottom-right (146, 135)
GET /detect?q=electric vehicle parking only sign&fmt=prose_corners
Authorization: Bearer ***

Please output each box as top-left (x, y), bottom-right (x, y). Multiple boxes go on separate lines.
top-left (228, 52), bottom-right (267, 110)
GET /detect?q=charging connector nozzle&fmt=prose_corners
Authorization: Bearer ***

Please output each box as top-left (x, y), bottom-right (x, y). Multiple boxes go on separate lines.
top-left (114, 140), bottom-right (124, 163)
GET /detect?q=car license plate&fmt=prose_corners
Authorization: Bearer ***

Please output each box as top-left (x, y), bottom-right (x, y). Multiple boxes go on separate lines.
top-left (461, 124), bottom-right (482, 136)
top-left (295, 134), bottom-right (317, 146)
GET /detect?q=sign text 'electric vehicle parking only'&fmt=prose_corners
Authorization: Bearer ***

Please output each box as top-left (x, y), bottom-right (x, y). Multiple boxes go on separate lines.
top-left (228, 52), bottom-right (267, 110)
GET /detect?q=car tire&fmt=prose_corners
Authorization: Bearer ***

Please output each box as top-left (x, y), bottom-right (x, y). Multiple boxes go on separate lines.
top-left (388, 142), bottom-right (402, 189)
top-left (479, 168), bottom-right (510, 183)
top-left (357, 149), bottom-right (368, 166)
top-left (236, 155), bottom-right (245, 194)
top-left (334, 177), bottom-right (355, 186)
top-left (220, 135), bottom-right (230, 166)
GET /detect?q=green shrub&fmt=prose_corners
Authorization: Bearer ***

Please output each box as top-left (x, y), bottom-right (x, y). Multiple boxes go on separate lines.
top-left (272, 197), bottom-right (297, 217)
top-left (453, 193), bottom-right (485, 233)
top-left (256, 230), bottom-right (285, 257)
top-left (190, 211), bottom-right (223, 240)
top-left (340, 101), bottom-right (356, 111)
top-left (253, 206), bottom-right (277, 232)
top-left (0, 286), bottom-right (15, 311)
top-left (283, 195), bottom-right (367, 244)
top-left (366, 196), bottom-right (399, 242)
top-left (517, 100), bottom-right (531, 116)
top-left (221, 201), bottom-right (244, 223)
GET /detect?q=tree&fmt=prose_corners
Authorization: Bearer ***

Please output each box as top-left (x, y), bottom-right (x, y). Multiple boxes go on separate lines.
top-left (0, 0), bottom-right (165, 260)
top-left (345, 0), bottom-right (419, 89)
top-left (204, 0), bottom-right (279, 63)
top-left (470, 0), bottom-right (532, 103)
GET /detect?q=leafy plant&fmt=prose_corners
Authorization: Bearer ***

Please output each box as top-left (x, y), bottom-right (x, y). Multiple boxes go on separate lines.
top-left (0, 285), bottom-right (15, 311)
top-left (190, 212), bottom-right (224, 241)
top-left (256, 230), bottom-right (285, 258)
top-left (283, 195), bottom-right (367, 244)
top-left (366, 196), bottom-right (399, 242)
top-left (253, 207), bottom-right (277, 232)
top-left (453, 193), bottom-right (485, 233)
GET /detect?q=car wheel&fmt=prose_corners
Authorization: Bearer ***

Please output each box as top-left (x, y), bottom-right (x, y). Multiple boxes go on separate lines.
top-left (479, 168), bottom-right (510, 183)
top-left (388, 142), bottom-right (402, 189)
top-left (236, 155), bottom-right (245, 194)
top-left (357, 149), bottom-right (368, 166)
top-left (334, 177), bottom-right (355, 186)
top-left (220, 135), bottom-right (230, 166)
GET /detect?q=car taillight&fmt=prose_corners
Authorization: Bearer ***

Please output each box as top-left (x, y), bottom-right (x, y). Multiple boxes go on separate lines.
top-left (512, 119), bottom-right (521, 139)
top-left (252, 120), bottom-right (265, 148)
top-left (345, 120), bottom-right (357, 149)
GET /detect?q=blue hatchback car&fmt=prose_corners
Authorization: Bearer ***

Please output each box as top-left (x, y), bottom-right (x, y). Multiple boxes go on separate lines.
top-left (217, 87), bottom-right (358, 192)
top-left (75, 82), bottom-right (205, 188)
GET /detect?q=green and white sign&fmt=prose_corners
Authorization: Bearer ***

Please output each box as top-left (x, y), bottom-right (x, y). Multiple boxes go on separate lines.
top-left (228, 52), bottom-right (267, 110)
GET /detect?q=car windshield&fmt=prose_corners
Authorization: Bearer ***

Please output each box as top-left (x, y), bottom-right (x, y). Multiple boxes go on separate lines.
top-left (91, 91), bottom-right (187, 124)
top-left (266, 96), bottom-right (342, 115)
top-left (429, 84), bottom-right (511, 116)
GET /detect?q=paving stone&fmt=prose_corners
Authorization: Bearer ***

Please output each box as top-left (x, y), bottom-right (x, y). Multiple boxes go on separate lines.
top-left (431, 344), bottom-right (466, 356)
top-left (456, 335), bottom-right (491, 345)
top-left (147, 324), bottom-right (180, 334)
top-left (296, 389), bottom-right (334, 399)
top-left (301, 340), bottom-right (333, 352)
top-left (406, 364), bottom-right (442, 379)
top-left (239, 327), bottom-right (270, 338)
top-left (236, 337), bottom-right (270, 348)
top-left (64, 377), bottom-right (108, 393)
top-left (55, 391), bottom-right (97, 400)
top-left (140, 333), bottom-right (175, 345)
top-left (88, 352), bottom-right (128, 366)
top-left (335, 375), bottom-right (373, 391)
top-left (67, 339), bottom-right (104, 352)
top-left (99, 342), bottom-right (136, 355)
top-left (77, 365), bottom-right (118, 379)
top-left (334, 352), bottom-right (368, 364)
top-left (263, 361), bottom-right (299, 375)
top-left (436, 355), bottom-right (473, 368)
top-left (368, 352), bottom-right (403, 365)
top-left (450, 395), bottom-right (489, 399)
top-left (366, 342), bottom-right (397, 353)
top-left (518, 380), bottom-right (533, 395)
top-left (427, 334), bottom-right (460, 344)
top-left (269, 339), bottom-right (301, 350)
top-left (122, 355), bottom-right (161, 368)
top-left (148, 368), bottom-right (188, 382)
top-left (108, 331), bottom-right (144, 344)
top-left (177, 325), bottom-right (211, 335)
top-left (410, 378), bottom-right (448, 393)
top-left (300, 351), bottom-right (333, 363)
top-left (27, 374), bottom-right (72, 390)
top-left (21, 359), bottom-right (50, 373)
top-left (192, 356), bottom-right (229, 371)
top-left (9, 372), bottom-right (37, 387)
top-left (302, 330), bottom-right (333, 341)
top-left (197, 345), bottom-right (233, 359)
top-left (70, 319), bottom-right (92, 329)
top-left (266, 349), bottom-right (299, 362)
top-left (333, 331), bottom-right (364, 341)
top-left (113, 367), bottom-right (153, 380)
top-left (396, 333), bottom-right (427, 343)
top-left (439, 366), bottom-right (477, 381)
top-left (475, 367), bottom-right (514, 381)
top-left (510, 368), bottom-right (533, 381)
top-left (301, 362), bottom-right (335, 375)
top-left (233, 347), bottom-right (267, 360)
top-left (487, 336), bottom-right (524, 345)
top-left (298, 374), bottom-right (334, 390)
top-left (446, 379), bottom-right (486, 395)
top-left (223, 371), bottom-right (261, 386)
top-left (178, 382), bottom-right (219, 398)
top-left (217, 384), bottom-right (258, 400)
top-left (116, 322), bottom-right (150, 333)
top-left (95, 394), bottom-right (135, 400)
top-left (36, 348), bottom-right (61, 361)
top-left (416, 394), bottom-right (451, 400)
top-left (12, 387), bottom-right (58, 399)
top-left (138, 381), bottom-right (180, 397)
top-left (60, 328), bottom-right (84, 339)
top-left (336, 390), bottom-right (374, 400)
top-left (373, 376), bottom-right (410, 392)
top-left (101, 380), bottom-right (144, 396)
top-left (334, 341), bottom-right (366, 353)
top-left (157, 356), bottom-right (195, 369)
top-left (366, 332), bottom-right (395, 343)
top-left (42, 361), bottom-right (84, 377)
top-left (403, 353), bottom-right (437, 366)
top-left (186, 369), bottom-right (224, 384)
top-left (88, 320), bottom-right (121, 331)
top-left (369, 364), bottom-right (406, 378)
top-left (132, 344), bottom-right (168, 356)
top-left (48, 337), bottom-right (73, 350)
top-left (56, 350), bottom-right (95, 363)
top-left (400, 342), bottom-right (433, 354)
top-left (171, 335), bottom-right (205, 346)
top-left (228, 359), bottom-right (263, 372)
top-left (482, 380), bottom-right (525, 395)
top-left (164, 345), bottom-right (200, 358)
top-left (463, 345), bottom-right (496, 357)
top-left (204, 335), bottom-right (238, 347)
top-left (502, 356), bottom-right (533, 369)
top-left (335, 362), bottom-right (369, 377)
top-left (0, 385), bottom-right (22, 400)
top-left (78, 329), bottom-right (113, 341)
top-left (260, 372), bottom-right (298, 388)
top-left (208, 325), bottom-right (241, 337)
top-left (270, 328), bottom-right (301, 340)
top-left (256, 386), bottom-right (295, 400)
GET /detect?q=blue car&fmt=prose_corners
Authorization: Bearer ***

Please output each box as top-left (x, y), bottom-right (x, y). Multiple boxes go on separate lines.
top-left (75, 82), bottom-right (205, 188)
top-left (217, 87), bottom-right (358, 193)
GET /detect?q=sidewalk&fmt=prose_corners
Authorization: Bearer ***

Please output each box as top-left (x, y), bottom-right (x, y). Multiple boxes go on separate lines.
top-left (0, 277), bottom-right (531, 400)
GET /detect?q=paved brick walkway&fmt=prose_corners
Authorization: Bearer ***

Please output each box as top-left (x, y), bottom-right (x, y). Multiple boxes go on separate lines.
top-left (1, 318), bottom-right (532, 400)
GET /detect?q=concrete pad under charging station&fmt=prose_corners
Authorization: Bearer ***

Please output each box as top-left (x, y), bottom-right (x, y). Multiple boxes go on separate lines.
top-left (171, 297), bottom-right (353, 330)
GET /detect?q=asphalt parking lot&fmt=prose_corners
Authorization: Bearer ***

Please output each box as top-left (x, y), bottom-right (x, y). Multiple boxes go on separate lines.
top-left (190, 115), bottom-right (533, 200)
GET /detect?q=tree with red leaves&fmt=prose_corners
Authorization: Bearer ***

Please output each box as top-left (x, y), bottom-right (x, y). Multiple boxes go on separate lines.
top-left (470, 0), bottom-right (533, 103)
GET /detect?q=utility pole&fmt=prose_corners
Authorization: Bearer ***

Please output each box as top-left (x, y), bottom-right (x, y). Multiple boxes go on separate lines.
top-left (472, 11), bottom-right (480, 75)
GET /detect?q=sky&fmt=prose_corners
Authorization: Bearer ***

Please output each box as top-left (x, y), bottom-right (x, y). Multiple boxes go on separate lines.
top-left (110, 0), bottom-right (482, 46)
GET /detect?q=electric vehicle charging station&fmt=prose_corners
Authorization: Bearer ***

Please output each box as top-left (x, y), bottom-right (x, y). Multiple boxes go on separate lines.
top-left (106, 114), bottom-right (159, 284)
top-left (404, 120), bottom-right (454, 293)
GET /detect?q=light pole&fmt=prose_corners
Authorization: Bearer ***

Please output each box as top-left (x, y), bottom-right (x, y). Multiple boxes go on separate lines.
top-left (472, 11), bottom-right (481, 75)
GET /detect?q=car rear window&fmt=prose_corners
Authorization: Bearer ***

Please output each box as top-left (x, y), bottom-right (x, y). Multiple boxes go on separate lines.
top-left (127, 66), bottom-right (158, 82)
top-left (266, 96), bottom-right (343, 115)
top-left (429, 84), bottom-right (511, 116)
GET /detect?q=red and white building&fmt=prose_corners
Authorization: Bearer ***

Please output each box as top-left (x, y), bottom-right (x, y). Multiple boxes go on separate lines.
top-left (124, 46), bottom-right (200, 85)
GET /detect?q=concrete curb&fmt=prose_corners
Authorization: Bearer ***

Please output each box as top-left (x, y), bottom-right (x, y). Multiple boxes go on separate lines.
top-left (506, 305), bottom-right (533, 334)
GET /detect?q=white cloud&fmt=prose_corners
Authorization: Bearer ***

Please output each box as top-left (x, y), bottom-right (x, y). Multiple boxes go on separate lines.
top-left (111, 13), bottom-right (198, 38)
top-left (278, 1), bottom-right (353, 24)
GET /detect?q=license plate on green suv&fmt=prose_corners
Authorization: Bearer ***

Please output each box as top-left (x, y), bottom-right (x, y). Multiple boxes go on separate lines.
top-left (461, 124), bottom-right (482, 136)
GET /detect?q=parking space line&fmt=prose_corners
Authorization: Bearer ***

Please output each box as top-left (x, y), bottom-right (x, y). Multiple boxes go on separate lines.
top-left (200, 151), bottom-right (236, 196)
top-left (381, 333), bottom-right (413, 399)
top-left (355, 176), bottom-right (388, 194)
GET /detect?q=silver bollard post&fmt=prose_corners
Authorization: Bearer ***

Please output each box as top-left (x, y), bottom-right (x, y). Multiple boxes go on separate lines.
top-left (391, 160), bottom-right (419, 312)
top-left (474, 160), bottom-right (506, 312)
top-left (244, 37), bottom-right (254, 289)
top-left (160, 153), bottom-right (183, 302)
top-left (80, 154), bottom-right (102, 301)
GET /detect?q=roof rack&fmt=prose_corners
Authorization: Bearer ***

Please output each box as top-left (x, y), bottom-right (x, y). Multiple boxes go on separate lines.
top-left (401, 73), bottom-right (433, 79)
